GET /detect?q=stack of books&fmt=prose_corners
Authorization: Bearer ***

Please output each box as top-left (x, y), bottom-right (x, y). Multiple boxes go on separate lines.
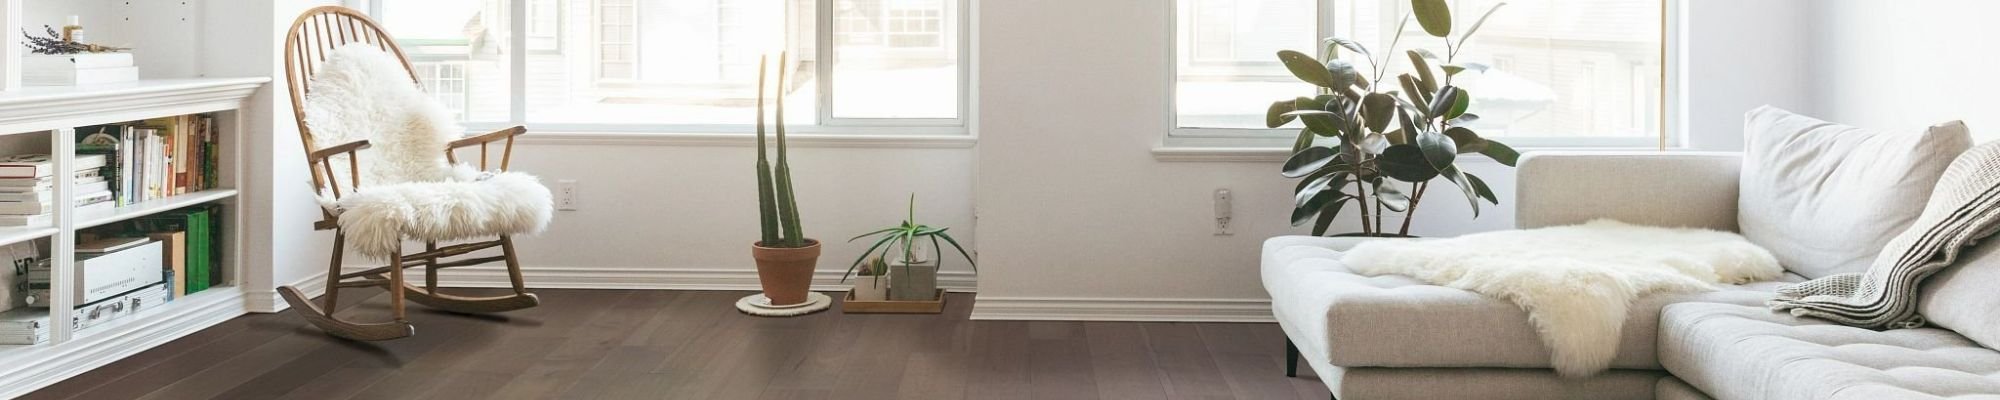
top-left (0, 154), bottom-right (113, 227)
top-left (77, 114), bottom-right (220, 206)
top-left (21, 52), bottom-right (137, 86)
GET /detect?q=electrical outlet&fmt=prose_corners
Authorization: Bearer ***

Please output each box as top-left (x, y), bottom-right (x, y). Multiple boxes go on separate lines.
top-left (1213, 188), bottom-right (1233, 236)
top-left (556, 179), bottom-right (579, 211)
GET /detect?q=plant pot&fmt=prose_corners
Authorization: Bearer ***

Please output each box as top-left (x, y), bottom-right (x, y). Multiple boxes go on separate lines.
top-left (850, 275), bottom-right (890, 301)
top-left (889, 261), bottom-right (939, 301)
top-left (752, 239), bottom-right (822, 306)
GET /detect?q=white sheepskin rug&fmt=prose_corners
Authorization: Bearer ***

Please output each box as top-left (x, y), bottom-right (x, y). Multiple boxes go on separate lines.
top-left (303, 45), bottom-right (553, 260)
top-left (1339, 219), bottom-right (1783, 377)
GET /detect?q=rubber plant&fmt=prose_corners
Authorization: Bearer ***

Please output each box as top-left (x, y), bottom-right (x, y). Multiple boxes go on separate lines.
top-left (843, 194), bottom-right (975, 284)
top-left (750, 52), bottom-right (820, 307)
top-left (1276, 0), bottom-right (1518, 237)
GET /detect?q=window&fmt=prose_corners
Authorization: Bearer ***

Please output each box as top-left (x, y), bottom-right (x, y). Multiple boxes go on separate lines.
top-left (1172, 0), bottom-right (1665, 147)
top-left (415, 62), bottom-right (471, 119)
top-left (371, 0), bottom-right (966, 133)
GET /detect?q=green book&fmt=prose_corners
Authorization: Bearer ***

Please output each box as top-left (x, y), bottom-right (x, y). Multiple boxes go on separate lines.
top-left (124, 205), bottom-right (218, 294)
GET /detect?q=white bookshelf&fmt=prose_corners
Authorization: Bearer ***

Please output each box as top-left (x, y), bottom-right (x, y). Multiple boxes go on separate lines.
top-left (0, 0), bottom-right (278, 396)
top-left (0, 77), bottom-right (263, 397)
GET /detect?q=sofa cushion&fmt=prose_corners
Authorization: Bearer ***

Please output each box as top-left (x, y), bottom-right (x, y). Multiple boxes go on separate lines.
top-left (1262, 236), bottom-right (1796, 370)
top-left (1921, 240), bottom-right (2000, 349)
top-left (1660, 302), bottom-right (2000, 400)
top-left (1737, 106), bottom-right (1972, 278)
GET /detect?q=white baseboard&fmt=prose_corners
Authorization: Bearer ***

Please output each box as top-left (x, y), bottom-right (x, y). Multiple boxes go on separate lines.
top-left (969, 297), bottom-right (1275, 323)
top-left (245, 271), bottom-right (331, 313)
top-left (340, 265), bottom-right (979, 293)
top-left (0, 287), bottom-right (251, 399)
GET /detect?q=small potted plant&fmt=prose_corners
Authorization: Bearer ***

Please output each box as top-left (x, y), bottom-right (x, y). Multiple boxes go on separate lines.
top-left (844, 194), bottom-right (973, 307)
top-left (850, 255), bottom-right (891, 301)
top-left (745, 52), bottom-right (823, 314)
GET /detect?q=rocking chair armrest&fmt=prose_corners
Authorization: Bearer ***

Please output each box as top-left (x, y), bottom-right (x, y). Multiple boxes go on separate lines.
top-left (447, 126), bottom-right (527, 150)
top-left (308, 139), bottom-right (373, 163)
top-left (446, 126), bottom-right (527, 170)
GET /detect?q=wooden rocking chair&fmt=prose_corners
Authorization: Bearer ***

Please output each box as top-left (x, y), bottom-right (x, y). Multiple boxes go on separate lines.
top-left (277, 6), bottom-right (540, 341)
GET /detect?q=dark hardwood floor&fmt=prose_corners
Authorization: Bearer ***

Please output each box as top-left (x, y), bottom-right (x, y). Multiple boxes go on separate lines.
top-left (23, 288), bottom-right (1330, 400)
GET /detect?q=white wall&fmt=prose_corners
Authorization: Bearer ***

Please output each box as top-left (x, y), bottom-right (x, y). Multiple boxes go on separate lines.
top-left (1680, 0), bottom-right (1812, 150)
top-left (967, 0), bottom-right (1808, 320)
top-left (1806, 0), bottom-right (2000, 141)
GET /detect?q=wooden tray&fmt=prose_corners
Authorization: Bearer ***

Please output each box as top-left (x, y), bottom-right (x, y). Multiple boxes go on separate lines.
top-left (842, 289), bottom-right (946, 314)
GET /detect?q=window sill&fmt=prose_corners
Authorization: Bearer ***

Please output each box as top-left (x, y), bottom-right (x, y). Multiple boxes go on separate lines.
top-left (513, 131), bottom-right (978, 149)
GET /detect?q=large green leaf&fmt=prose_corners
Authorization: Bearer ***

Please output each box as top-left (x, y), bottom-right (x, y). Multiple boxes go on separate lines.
top-left (1291, 127), bottom-right (1315, 153)
top-left (1295, 170), bottom-right (1351, 203)
top-left (1460, 3), bottom-right (1509, 43)
top-left (1359, 133), bottom-right (1390, 154)
top-left (1466, 172), bottom-right (1499, 204)
top-left (1446, 87), bottom-right (1471, 120)
top-left (1361, 93), bottom-right (1397, 133)
top-left (1410, 0), bottom-right (1452, 37)
top-left (1479, 140), bottom-right (1521, 166)
top-left (1267, 100), bottom-right (1298, 129)
top-left (1326, 37), bottom-right (1372, 62)
top-left (1446, 113), bottom-right (1480, 126)
top-left (1407, 51), bottom-right (1439, 93)
top-left (1375, 181), bottom-right (1411, 212)
top-left (1378, 144), bottom-right (1440, 182)
top-left (1278, 50), bottom-right (1340, 88)
top-left (1398, 74), bottom-right (1430, 111)
top-left (1416, 130), bottom-right (1458, 171)
top-left (1442, 166), bottom-right (1482, 217)
top-left (1293, 189), bottom-right (1347, 226)
top-left (1443, 127), bottom-right (1488, 153)
top-left (1429, 86), bottom-right (1462, 120)
top-left (1284, 110), bottom-right (1345, 137)
top-left (1282, 146), bottom-right (1339, 178)
top-left (1310, 197), bottom-right (1351, 236)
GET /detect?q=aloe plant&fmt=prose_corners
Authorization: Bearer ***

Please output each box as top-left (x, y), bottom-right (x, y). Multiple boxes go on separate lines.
top-left (1275, 0), bottom-right (1517, 237)
top-left (755, 53), bottom-right (808, 248)
top-left (843, 194), bottom-right (975, 281)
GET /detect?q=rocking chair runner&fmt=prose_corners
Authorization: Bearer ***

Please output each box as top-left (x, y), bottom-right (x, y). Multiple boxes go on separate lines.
top-left (278, 6), bottom-right (542, 341)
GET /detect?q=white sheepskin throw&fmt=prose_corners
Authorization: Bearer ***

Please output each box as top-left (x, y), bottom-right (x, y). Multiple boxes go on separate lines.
top-left (303, 45), bottom-right (553, 260)
top-left (1338, 219), bottom-right (1783, 377)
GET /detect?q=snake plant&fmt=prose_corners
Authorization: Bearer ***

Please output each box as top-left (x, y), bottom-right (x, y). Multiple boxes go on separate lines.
top-left (755, 52), bottom-right (808, 248)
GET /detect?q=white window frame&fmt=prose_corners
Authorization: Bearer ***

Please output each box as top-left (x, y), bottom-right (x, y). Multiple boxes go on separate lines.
top-left (363, 0), bottom-right (972, 138)
top-left (1162, 0), bottom-right (1679, 152)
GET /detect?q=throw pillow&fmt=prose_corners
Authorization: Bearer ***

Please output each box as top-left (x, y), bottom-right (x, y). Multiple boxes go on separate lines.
top-left (1737, 106), bottom-right (1971, 278)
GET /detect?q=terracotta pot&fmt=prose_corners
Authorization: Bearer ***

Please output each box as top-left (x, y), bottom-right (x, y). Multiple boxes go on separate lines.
top-left (752, 239), bottom-right (822, 306)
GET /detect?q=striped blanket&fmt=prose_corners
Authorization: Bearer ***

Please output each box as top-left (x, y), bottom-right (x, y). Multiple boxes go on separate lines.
top-left (1770, 141), bottom-right (2000, 329)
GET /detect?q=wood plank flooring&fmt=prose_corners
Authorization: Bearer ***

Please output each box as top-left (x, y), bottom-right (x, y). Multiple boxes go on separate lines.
top-left (23, 289), bottom-right (1331, 400)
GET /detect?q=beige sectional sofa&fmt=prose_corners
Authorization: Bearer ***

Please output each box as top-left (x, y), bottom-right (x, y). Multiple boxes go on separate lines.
top-left (1265, 147), bottom-right (2000, 399)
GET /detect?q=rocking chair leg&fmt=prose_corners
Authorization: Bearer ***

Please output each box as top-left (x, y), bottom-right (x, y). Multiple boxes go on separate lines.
top-left (424, 241), bottom-right (438, 292)
top-left (322, 233), bottom-right (345, 312)
top-left (388, 250), bottom-right (407, 322)
top-left (500, 235), bottom-right (527, 295)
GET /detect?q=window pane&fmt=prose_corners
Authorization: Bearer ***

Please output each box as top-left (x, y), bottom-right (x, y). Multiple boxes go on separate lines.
top-left (379, 0), bottom-right (514, 122)
top-left (523, 0), bottom-right (818, 125)
top-left (1365, 0), bottom-right (1662, 138)
top-left (830, 0), bottom-right (958, 119)
top-left (1174, 0), bottom-right (1317, 129)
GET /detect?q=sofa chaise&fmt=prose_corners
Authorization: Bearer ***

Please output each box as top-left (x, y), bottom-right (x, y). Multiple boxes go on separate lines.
top-left (1262, 108), bottom-right (2000, 400)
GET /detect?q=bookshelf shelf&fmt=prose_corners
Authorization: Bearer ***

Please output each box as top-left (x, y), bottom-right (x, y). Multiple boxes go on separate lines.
top-left (75, 189), bottom-right (237, 230)
top-left (0, 225), bottom-right (54, 248)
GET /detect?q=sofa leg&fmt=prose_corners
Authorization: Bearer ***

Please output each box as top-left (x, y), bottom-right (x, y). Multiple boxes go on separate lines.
top-left (1285, 339), bottom-right (1300, 378)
